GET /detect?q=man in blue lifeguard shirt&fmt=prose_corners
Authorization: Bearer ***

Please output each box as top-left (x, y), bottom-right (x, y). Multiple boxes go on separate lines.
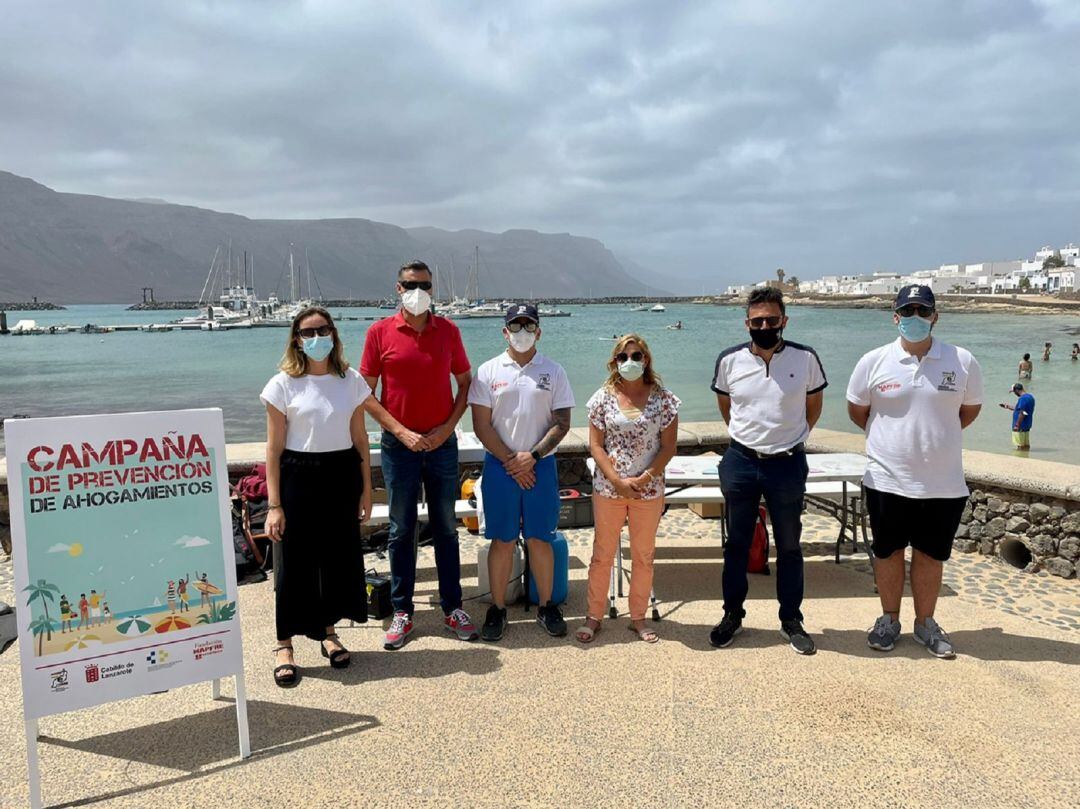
top-left (1001, 382), bottom-right (1035, 451)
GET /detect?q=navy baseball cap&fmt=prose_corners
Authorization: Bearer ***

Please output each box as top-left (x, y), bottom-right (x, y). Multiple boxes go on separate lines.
top-left (1011, 382), bottom-right (1025, 393)
top-left (504, 303), bottom-right (539, 324)
top-left (894, 284), bottom-right (935, 311)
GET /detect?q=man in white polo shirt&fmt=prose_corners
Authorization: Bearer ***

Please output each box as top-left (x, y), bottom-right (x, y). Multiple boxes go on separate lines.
top-left (847, 284), bottom-right (982, 659)
top-left (468, 304), bottom-right (575, 641)
top-left (710, 287), bottom-right (827, 655)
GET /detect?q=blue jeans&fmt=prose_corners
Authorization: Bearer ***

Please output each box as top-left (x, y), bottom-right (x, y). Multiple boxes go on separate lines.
top-left (718, 443), bottom-right (809, 622)
top-left (381, 431), bottom-right (462, 616)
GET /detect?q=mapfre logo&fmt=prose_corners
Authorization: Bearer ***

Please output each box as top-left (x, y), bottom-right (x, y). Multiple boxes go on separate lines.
top-left (877, 382), bottom-right (902, 393)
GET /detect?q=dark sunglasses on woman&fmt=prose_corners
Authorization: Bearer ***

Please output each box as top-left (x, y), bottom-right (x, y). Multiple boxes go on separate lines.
top-left (896, 304), bottom-right (934, 318)
top-left (298, 325), bottom-right (333, 338)
top-left (400, 280), bottom-right (433, 291)
top-left (616, 351), bottom-right (644, 363)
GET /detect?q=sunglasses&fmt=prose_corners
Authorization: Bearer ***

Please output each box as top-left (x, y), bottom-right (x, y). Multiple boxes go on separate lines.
top-left (507, 321), bottom-right (538, 333)
top-left (298, 325), bottom-right (333, 338)
top-left (896, 305), bottom-right (934, 318)
top-left (400, 280), bottom-right (433, 291)
top-left (747, 316), bottom-right (783, 329)
top-left (616, 351), bottom-right (645, 363)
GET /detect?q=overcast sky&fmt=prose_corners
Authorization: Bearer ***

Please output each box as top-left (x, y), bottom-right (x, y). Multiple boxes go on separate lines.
top-left (3, 1), bottom-right (1079, 291)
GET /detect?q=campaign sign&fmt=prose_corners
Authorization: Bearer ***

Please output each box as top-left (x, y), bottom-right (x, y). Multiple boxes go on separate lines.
top-left (5, 409), bottom-right (244, 720)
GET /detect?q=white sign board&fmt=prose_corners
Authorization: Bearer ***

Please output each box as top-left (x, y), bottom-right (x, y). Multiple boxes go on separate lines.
top-left (5, 409), bottom-right (245, 719)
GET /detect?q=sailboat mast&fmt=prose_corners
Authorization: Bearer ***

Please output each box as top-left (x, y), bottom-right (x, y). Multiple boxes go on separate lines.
top-left (289, 244), bottom-right (298, 302)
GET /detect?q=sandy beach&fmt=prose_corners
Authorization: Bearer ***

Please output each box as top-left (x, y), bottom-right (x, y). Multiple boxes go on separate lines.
top-left (30, 600), bottom-right (230, 658)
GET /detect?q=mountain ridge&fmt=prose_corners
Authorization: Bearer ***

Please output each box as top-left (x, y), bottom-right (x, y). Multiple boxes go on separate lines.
top-left (0, 171), bottom-right (665, 302)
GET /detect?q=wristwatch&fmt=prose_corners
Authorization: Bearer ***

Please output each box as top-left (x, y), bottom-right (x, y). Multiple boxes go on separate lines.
top-left (530, 449), bottom-right (542, 462)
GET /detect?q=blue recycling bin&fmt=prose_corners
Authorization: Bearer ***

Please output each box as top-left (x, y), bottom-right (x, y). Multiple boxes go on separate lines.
top-left (528, 531), bottom-right (569, 606)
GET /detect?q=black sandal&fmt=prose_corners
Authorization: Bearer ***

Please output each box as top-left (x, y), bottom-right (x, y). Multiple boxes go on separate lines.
top-left (321, 633), bottom-right (351, 669)
top-left (273, 645), bottom-right (301, 688)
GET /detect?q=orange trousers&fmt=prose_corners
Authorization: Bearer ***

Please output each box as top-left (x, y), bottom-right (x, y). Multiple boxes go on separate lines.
top-left (586, 494), bottom-right (665, 621)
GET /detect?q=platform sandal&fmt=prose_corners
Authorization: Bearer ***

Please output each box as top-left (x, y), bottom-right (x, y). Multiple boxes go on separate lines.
top-left (273, 645), bottom-right (301, 688)
top-left (321, 633), bottom-right (351, 669)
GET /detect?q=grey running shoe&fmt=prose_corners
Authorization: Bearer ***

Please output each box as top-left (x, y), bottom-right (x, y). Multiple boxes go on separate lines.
top-left (444, 608), bottom-right (479, 641)
top-left (383, 611), bottom-right (414, 650)
top-left (779, 620), bottom-right (816, 655)
top-left (867, 615), bottom-right (901, 652)
top-left (913, 617), bottom-right (955, 659)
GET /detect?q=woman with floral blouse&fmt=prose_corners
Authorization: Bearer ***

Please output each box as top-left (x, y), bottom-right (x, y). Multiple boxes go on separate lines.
top-left (577, 334), bottom-right (680, 643)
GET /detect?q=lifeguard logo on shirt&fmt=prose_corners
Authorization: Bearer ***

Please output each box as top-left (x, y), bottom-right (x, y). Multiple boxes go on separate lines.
top-left (938, 371), bottom-right (957, 392)
top-left (536, 373), bottom-right (552, 391)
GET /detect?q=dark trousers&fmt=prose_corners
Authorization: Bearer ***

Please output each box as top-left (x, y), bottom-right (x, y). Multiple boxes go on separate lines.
top-left (718, 443), bottom-right (809, 622)
top-left (381, 431), bottom-right (462, 616)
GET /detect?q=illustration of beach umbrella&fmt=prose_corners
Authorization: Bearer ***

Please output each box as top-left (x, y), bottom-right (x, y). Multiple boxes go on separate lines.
top-left (117, 616), bottom-right (152, 636)
top-left (153, 615), bottom-right (192, 634)
top-left (64, 634), bottom-right (102, 651)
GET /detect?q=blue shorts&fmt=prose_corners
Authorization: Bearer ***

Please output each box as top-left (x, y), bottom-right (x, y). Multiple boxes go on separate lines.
top-left (481, 453), bottom-right (560, 543)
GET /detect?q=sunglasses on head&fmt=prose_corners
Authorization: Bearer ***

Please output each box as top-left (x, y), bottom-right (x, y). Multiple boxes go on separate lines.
top-left (298, 325), bottom-right (333, 338)
top-left (400, 280), bottom-right (433, 291)
top-left (616, 351), bottom-right (644, 363)
top-left (896, 304), bottom-right (934, 318)
top-left (747, 316), bottom-right (783, 329)
top-left (507, 321), bottom-right (538, 333)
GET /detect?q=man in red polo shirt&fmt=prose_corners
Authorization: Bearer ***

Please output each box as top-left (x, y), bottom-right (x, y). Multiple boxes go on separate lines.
top-left (361, 259), bottom-right (478, 649)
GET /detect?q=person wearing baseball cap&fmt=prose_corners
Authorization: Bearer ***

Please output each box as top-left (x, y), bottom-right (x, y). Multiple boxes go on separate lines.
top-left (468, 303), bottom-right (575, 640)
top-left (846, 284), bottom-right (983, 658)
top-left (1000, 383), bottom-right (1035, 451)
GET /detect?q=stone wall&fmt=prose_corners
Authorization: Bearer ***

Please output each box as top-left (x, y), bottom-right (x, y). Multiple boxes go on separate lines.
top-left (955, 486), bottom-right (1079, 578)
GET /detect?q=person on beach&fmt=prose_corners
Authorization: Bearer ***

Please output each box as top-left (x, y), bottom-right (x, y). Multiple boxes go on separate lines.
top-left (102, 601), bottom-right (112, 623)
top-left (59, 595), bottom-right (72, 634)
top-left (1072, 343), bottom-right (1079, 361)
top-left (468, 304), bottom-right (575, 641)
top-left (710, 288), bottom-right (826, 655)
top-left (847, 284), bottom-right (982, 659)
top-left (262, 305), bottom-right (373, 687)
top-left (177, 574), bottom-right (190, 612)
top-left (361, 260), bottom-right (477, 650)
top-left (1000, 382), bottom-right (1035, 451)
top-left (78, 594), bottom-right (88, 630)
top-left (166, 580), bottom-right (177, 614)
top-left (577, 334), bottom-right (679, 644)
top-left (1018, 353), bottom-right (1032, 380)
top-left (1042, 342), bottom-right (1052, 361)
top-left (88, 589), bottom-right (102, 626)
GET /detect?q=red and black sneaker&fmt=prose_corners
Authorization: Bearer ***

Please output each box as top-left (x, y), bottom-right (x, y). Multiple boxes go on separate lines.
top-left (383, 611), bottom-right (414, 650)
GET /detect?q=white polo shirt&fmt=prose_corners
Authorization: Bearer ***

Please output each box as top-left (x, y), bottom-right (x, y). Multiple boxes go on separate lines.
top-left (467, 351), bottom-right (575, 454)
top-left (846, 337), bottom-right (983, 498)
top-left (711, 340), bottom-right (828, 454)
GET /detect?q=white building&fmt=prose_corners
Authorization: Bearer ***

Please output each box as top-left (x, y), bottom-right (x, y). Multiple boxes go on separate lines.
top-left (1035, 245), bottom-right (1058, 261)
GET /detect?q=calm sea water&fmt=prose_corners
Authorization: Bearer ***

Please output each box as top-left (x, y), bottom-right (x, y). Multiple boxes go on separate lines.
top-left (2, 303), bottom-right (1078, 462)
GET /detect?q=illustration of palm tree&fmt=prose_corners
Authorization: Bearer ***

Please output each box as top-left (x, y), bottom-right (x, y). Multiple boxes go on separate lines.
top-left (24, 579), bottom-right (59, 644)
top-left (29, 615), bottom-right (51, 656)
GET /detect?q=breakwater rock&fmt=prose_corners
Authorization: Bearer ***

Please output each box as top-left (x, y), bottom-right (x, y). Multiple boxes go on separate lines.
top-left (0, 301), bottom-right (64, 310)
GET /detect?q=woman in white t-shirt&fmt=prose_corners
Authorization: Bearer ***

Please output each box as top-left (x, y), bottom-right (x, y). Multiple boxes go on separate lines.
top-left (260, 306), bottom-right (373, 688)
top-left (577, 334), bottom-right (680, 644)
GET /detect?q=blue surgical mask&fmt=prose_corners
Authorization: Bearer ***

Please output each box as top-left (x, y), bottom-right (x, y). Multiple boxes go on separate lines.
top-left (897, 315), bottom-right (933, 342)
top-left (301, 335), bottom-right (334, 361)
top-left (618, 360), bottom-right (645, 381)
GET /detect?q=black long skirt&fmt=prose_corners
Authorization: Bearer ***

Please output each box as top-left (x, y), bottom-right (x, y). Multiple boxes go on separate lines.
top-left (275, 447), bottom-right (367, 641)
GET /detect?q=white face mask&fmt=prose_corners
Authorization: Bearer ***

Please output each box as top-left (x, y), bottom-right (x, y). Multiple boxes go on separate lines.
top-left (618, 360), bottom-right (645, 381)
top-left (401, 287), bottom-right (431, 316)
top-left (507, 330), bottom-right (537, 353)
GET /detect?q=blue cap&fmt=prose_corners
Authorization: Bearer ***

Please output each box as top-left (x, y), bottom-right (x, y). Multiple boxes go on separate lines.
top-left (894, 284), bottom-right (935, 311)
top-left (504, 303), bottom-right (539, 324)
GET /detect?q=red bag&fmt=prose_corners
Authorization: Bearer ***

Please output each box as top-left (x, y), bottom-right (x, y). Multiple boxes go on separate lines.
top-left (237, 463), bottom-right (268, 501)
top-left (748, 505), bottom-right (770, 575)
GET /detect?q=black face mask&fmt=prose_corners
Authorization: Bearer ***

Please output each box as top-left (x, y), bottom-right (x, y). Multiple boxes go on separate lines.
top-left (749, 327), bottom-right (782, 350)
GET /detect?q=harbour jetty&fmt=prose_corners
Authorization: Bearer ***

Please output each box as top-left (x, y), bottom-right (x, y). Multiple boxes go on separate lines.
top-left (0, 301), bottom-right (64, 311)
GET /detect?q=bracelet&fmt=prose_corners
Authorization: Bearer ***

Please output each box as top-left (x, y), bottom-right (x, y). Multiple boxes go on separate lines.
top-left (267, 504), bottom-right (283, 510)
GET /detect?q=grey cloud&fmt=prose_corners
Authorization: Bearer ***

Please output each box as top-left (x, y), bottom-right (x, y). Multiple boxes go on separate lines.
top-left (1, 0), bottom-right (1077, 291)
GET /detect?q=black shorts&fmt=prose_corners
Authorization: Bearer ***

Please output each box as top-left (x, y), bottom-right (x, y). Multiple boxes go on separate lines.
top-left (864, 487), bottom-right (968, 562)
